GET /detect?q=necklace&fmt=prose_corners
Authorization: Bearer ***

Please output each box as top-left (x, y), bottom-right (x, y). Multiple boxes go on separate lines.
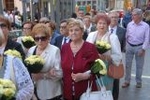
top-left (71, 40), bottom-right (84, 54)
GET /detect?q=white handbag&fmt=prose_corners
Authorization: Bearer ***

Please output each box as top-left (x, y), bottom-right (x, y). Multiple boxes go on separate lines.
top-left (80, 76), bottom-right (113, 100)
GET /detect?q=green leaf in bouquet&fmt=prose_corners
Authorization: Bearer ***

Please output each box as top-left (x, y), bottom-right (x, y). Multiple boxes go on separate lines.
top-left (91, 61), bottom-right (102, 74)
top-left (91, 59), bottom-right (107, 76)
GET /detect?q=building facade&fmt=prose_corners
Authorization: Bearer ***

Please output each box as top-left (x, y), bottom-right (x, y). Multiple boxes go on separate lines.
top-left (1, 0), bottom-right (149, 23)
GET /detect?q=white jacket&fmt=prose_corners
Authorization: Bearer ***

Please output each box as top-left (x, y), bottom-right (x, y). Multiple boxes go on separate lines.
top-left (27, 44), bottom-right (62, 99)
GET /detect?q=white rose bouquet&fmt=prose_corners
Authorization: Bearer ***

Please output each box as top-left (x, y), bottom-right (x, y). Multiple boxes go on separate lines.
top-left (24, 55), bottom-right (45, 73)
top-left (4, 49), bottom-right (22, 59)
top-left (21, 36), bottom-right (35, 48)
top-left (0, 79), bottom-right (16, 100)
top-left (95, 40), bottom-right (111, 54)
top-left (91, 59), bottom-right (107, 76)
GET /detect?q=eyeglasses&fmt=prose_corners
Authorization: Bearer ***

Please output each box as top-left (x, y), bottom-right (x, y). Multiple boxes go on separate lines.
top-left (34, 36), bottom-right (48, 42)
top-left (0, 23), bottom-right (7, 28)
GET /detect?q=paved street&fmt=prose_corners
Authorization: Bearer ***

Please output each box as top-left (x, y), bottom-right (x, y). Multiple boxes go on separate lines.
top-left (119, 49), bottom-right (150, 100)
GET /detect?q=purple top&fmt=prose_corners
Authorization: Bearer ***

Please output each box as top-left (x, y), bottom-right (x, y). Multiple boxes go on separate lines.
top-left (126, 21), bottom-right (150, 50)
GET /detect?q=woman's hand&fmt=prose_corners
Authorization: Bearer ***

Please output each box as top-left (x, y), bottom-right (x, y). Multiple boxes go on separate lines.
top-left (32, 73), bottom-right (43, 81)
top-left (71, 73), bottom-right (90, 82)
top-left (48, 68), bottom-right (57, 77)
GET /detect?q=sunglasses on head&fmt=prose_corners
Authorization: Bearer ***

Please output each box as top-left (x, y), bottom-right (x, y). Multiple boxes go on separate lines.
top-left (0, 23), bottom-right (7, 28)
top-left (34, 36), bottom-right (48, 42)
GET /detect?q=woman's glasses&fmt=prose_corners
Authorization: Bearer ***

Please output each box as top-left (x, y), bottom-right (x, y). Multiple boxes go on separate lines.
top-left (34, 36), bottom-right (48, 42)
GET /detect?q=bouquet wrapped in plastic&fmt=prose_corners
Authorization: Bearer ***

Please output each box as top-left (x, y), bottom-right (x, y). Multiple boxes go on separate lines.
top-left (21, 36), bottom-right (35, 48)
top-left (0, 79), bottom-right (16, 100)
top-left (24, 55), bottom-right (45, 73)
top-left (95, 40), bottom-right (111, 54)
top-left (91, 59), bottom-right (107, 76)
top-left (4, 49), bottom-right (22, 59)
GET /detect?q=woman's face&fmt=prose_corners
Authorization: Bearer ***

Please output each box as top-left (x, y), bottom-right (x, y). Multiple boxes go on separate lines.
top-left (69, 25), bottom-right (83, 42)
top-left (96, 19), bottom-right (108, 33)
top-left (34, 33), bottom-right (49, 50)
top-left (0, 22), bottom-right (9, 40)
top-left (22, 23), bottom-right (32, 36)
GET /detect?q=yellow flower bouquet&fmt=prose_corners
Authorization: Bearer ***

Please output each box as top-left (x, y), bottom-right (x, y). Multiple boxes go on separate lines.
top-left (21, 36), bottom-right (35, 48)
top-left (95, 40), bottom-right (111, 54)
top-left (4, 49), bottom-right (22, 59)
top-left (91, 59), bottom-right (107, 76)
top-left (0, 79), bottom-right (16, 100)
top-left (24, 55), bottom-right (45, 73)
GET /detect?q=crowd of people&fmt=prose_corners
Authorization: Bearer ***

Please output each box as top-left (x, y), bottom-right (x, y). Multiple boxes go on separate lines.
top-left (0, 7), bottom-right (150, 100)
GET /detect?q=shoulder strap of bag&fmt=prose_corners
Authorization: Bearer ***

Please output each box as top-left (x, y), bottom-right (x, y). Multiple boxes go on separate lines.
top-left (96, 75), bottom-right (106, 91)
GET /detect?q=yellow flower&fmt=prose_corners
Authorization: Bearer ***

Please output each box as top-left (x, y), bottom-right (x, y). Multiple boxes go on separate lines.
top-left (4, 49), bottom-right (22, 59)
top-left (105, 43), bottom-right (111, 49)
top-left (22, 36), bottom-right (35, 48)
top-left (22, 36), bottom-right (34, 42)
top-left (0, 79), bottom-right (16, 99)
top-left (25, 55), bottom-right (45, 65)
top-left (24, 55), bottom-right (45, 73)
top-left (95, 40), bottom-right (111, 54)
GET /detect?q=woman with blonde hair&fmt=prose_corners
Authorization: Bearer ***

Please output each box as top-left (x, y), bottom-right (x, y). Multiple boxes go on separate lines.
top-left (61, 19), bottom-right (99, 100)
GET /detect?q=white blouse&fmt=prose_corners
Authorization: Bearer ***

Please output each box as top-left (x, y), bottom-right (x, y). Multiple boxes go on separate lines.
top-left (27, 44), bottom-right (62, 99)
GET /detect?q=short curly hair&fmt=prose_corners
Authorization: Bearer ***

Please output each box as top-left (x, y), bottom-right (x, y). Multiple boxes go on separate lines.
top-left (95, 13), bottom-right (111, 25)
top-left (31, 23), bottom-right (52, 38)
top-left (67, 19), bottom-right (84, 32)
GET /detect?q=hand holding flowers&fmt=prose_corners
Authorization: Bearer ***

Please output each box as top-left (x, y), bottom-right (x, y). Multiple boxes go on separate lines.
top-left (21, 36), bottom-right (35, 48)
top-left (24, 55), bottom-right (45, 73)
top-left (0, 79), bottom-right (16, 100)
top-left (95, 40), bottom-right (111, 54)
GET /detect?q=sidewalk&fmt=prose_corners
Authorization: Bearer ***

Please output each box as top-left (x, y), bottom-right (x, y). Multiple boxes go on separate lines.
top-left (119, 50), bottom-right (150, 100)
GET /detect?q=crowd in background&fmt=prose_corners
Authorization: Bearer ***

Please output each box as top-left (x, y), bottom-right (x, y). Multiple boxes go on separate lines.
top-left (0, 6), bottom-right (150, 100)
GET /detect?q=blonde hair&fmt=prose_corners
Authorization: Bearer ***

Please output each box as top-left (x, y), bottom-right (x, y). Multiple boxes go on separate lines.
top-left (67, 19), bottom-right (84, 32)
top-left (31, 23), bottom-right (52, 38)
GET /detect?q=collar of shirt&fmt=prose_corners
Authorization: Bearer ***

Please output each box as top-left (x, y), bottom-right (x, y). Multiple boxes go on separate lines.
top-left (109, 26), bottom-right (117, 34)
top-left (62, 36), bottom-right (70, 44)
top-left (84, 23), bottom-right (92, 33)
top-left (131, 20), bottom-right (143, 25)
